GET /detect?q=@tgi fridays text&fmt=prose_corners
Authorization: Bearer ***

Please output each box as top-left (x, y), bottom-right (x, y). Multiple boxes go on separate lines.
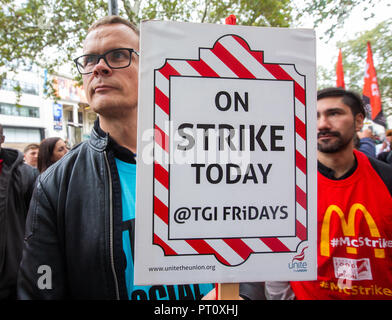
top-left (173, 90), bottom-right (288, 224)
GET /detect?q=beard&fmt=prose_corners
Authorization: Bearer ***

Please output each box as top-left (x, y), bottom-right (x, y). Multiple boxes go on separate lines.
top-left (317, 129), bottom-right (354, 153)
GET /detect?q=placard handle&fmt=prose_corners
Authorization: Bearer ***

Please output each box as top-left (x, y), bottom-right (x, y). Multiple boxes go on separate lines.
top-left (217, 283), bottom-right (239, 300)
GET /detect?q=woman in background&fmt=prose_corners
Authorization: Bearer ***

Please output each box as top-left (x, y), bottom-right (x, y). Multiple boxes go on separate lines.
top-left (37, 137), bottom-right (68, 173)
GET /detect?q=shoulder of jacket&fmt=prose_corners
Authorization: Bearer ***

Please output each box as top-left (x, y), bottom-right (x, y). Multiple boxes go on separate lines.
top-left (2, 147), bottom-right (22, 166)
top-left (39, 140), bottom-right (98, 183)
top-left (17, 161), bottom-right (39, 177)
top-left (367, 156), bottom-right (392, 196)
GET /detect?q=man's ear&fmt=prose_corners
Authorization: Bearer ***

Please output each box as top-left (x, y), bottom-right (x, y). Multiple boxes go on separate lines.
top-left (355, 113), bottom-right (364, 132)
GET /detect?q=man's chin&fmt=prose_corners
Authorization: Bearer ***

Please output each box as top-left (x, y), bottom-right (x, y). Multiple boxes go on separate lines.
top-left (91, 102), bottom-right (109, 113)
top-left (318, 146), bottom-right (340, 153)
top-left (91, 101), bottom-right (136, 118)
top-left (90, 96), bottom-right (117, 113)
top-left (317, 141), bottom-right (349, 153)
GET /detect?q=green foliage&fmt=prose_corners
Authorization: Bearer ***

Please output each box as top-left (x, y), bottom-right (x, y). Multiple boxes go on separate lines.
top-left (0, 0), bottom-right (107, 72)
top-left (0, 0), bottom-right (108, 100)
top-left (0, 0), bottom-right (388, 106)
top-left (298, 0), bottom-right (383, 40)
top-left (336, 19), bottom-right (392, 116)
top-left (317, 65), bottom-right (335, 90)
top-left (0, 0), bottom-right (296, 101)
top-left (123, 0), bottom-right (293, 26)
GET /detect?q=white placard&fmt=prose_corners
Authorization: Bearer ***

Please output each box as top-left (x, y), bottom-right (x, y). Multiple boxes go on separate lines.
top-left (135, 20), bottom-right (317, 285)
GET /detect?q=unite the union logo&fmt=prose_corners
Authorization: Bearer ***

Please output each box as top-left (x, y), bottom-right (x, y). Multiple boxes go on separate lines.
top-left (288, 246), bottom-right (308, 272)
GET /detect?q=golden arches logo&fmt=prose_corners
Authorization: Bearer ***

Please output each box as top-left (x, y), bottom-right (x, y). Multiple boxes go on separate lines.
top-left (320, 203), bottom-right (385, 258)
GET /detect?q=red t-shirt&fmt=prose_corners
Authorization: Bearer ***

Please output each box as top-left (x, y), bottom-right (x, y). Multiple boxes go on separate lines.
top-left (0, 158), bottom-right (3, 175)
top-left (291, 150), bottom-right (392, 299)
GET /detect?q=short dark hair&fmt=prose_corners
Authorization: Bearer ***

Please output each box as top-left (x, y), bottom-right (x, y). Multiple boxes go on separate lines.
top-left (38, 137), bottom-right (61, 173)
top-left (88, 15), bottom-right (139, 36)
top-left (317, 87), bottom-right (365, 117)
top-left (24, 143), bottom-right (40, 153)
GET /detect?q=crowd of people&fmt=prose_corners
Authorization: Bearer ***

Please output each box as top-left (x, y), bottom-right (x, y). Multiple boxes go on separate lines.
top-left (22, 138), bottom-right (69, 173)
top-left (0, 16), bottom-right (391, 300)
top-left (357, 127), bottom-right (392, 162)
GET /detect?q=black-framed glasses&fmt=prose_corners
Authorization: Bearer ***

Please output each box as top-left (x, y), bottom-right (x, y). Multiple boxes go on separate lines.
top-left (74, 48), bottom-right (139, 75)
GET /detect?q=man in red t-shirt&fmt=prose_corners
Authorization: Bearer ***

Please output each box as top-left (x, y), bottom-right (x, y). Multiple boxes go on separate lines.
top-left (240, 87), bottom-right (392, 300)
top-left (289, 87), bottom-right (392, 300)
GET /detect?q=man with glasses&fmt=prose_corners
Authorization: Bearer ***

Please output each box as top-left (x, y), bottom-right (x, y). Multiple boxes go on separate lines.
top-left (0, 123), bottom-right (38, 299)
top-left (18, 16), bottom-right (213, 300)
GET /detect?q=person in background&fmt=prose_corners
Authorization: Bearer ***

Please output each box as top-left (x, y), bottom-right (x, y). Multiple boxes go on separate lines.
top-left (37, 137), bottom-right (68, 173)
top-left (17, 16), bottom-right (213, 300)
top-left (0, 123), bottom-right (38, 300)
top-left (357, 128), bottom-right (376, 158)
top-left (377, 129), bottom-right (392, 164)
top-left (378, 129), bottom-right (392, 154)
top-left (23, 143), bottom-right (39, 168)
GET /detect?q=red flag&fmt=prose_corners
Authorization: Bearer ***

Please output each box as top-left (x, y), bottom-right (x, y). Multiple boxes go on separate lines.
top-left (363, 42), bottom-right (385, 126)
top-left (336, 49), bottom-right (345, 88)
top-left (225, 15), bottom-right (236, 25)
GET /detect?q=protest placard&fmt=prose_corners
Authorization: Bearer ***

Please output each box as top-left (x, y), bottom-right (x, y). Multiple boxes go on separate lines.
top-left (135, 20), bottom-right (317, 285)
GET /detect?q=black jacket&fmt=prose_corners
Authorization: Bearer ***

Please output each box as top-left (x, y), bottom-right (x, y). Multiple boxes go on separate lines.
top-left (0, 148), bottom-right (38, 299)
top-left (17, 124), bottom-right (134, 300)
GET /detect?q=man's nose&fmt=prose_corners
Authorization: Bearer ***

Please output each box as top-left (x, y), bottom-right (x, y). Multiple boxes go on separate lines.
top-left (317, 114), bottom-right (331, 130)
top-left (92, 57), bottom-right (112, 76)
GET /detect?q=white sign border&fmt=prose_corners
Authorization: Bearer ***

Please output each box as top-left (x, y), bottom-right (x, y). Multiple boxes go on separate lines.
top-left (152, 33), bottom-right (309, 267)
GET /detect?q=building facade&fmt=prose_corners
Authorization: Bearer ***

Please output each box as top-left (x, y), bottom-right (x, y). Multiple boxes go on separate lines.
top-left (0, 66), bottom-right (96, 151)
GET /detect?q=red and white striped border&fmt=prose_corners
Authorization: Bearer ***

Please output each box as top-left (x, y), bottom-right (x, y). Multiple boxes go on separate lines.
top-left (152, 34), bottom-right (307, 266)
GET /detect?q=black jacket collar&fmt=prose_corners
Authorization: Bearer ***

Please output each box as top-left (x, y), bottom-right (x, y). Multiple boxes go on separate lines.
top-left (318, 154), bottom-right (358, 180)
top-left (93, 118), bottom-right (136, 164)
top-left (0, 147), bottom-right (21, 167)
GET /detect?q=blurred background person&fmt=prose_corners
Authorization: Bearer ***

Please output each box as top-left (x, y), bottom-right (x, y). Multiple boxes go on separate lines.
top-left (357, 127), bottom-right (376, 158)
top-left (377, 129), bottom-right (392, 164)
top-left (378, 129), bottom-right (392, 153)
top-left (0, 123), bottom-right (38, 300)
top-left (37, 137), bottom-right (68, 173)
top-left (23, 143), bottom-right (39, 168)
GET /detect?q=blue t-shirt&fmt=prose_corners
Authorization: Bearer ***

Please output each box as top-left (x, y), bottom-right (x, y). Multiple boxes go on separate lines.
top-left (115, 158), bottom-right (213, 300)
